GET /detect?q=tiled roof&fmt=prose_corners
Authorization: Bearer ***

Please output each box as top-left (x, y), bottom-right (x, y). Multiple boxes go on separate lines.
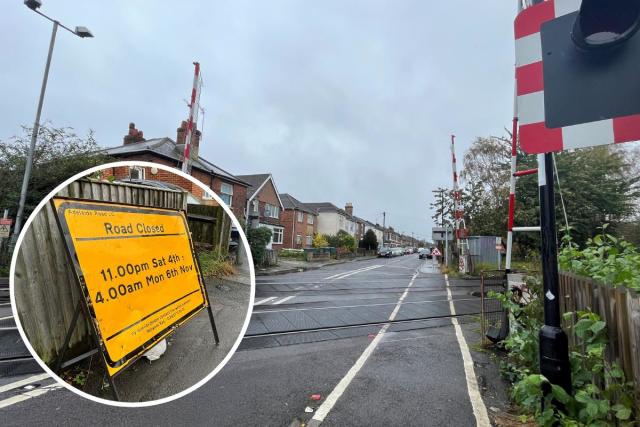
top-left (102, 138), bottom-right (249, 186)
top-left (280, 193), bottom-right (316, 215)
top-left (235, 174), bottom-right (271, 199)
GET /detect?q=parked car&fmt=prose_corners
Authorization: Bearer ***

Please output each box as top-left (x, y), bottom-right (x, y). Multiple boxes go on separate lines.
top-left (418, 248), bottom-right (430, 259)
top-left (404, 247), bottom-right (412, 255)
top-left (377, 247), bottom-right (392, 258)
top-left (391, 247), bottom-right (404, 257)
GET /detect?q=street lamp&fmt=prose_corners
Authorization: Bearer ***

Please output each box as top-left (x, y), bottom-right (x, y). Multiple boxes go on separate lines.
top-left (11, 1), bottom-right (93, 246)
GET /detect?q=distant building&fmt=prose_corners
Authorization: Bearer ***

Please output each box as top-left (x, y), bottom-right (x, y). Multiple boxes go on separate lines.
top-left (305, 202), bottom-right (358, 238)
top-left (279, 193), bottom-right (318, 249)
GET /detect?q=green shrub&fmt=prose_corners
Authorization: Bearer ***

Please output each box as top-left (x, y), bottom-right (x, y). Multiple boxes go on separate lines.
top-left (246, 227), bottom-right (272, 266)
top-left (559, 225), bottom-right (640, 290)
top-left (279, 249), bottom-right (306, 260)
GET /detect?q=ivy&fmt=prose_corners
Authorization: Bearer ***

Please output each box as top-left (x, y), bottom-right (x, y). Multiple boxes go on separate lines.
top-left (492, 281), bottom-right (636, 426)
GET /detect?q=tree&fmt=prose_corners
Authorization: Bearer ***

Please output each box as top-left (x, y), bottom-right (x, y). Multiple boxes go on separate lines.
top-left (0, 124), bottom-right (112, 219)
top-left (246, 227), bottom-right (272, 266)
top-left (361, 229), bottom-right (378, 250)
top-left (312, 233), bottom-right (329, 248)
top-left (458, 134), bottom-right (640, 257)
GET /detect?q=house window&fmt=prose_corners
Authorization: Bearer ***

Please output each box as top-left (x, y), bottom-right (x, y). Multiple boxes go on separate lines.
top-left (129, 166), bottom-right (144, 180)
top-left (265, 203), bottom-right (280, 218)
top-left (219, 182), bottom-right (233, 206)
top-left (296, 234), bottom-right (302, 245)
top-left (307, 215), bottom-right (314, 225)
top-left (306, 235), bottom-right (312, 246)
top-left (297, 211), bottom-right (303, 222)
top-left (272, 227), bottom-right (283, 244)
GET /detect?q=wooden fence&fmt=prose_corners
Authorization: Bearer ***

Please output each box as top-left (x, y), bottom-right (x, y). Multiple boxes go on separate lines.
top-left (186, 204), bottom-right (231, 256)
top-left (559, 272), bottom-right (640, 408)
top-left (13, 179), bottom-right (187, 364)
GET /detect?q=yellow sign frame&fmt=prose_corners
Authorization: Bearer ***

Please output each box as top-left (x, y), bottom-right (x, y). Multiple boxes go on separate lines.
top-left (51, 197), bottom-right (217, 397)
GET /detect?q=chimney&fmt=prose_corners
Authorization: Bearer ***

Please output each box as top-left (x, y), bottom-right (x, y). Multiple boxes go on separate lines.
top-left (176, 120), bottom-right (201, 160)
top-left (123, 122), bottom-right (145, 145)
top-left (345, 202), bottom-right (353, 216)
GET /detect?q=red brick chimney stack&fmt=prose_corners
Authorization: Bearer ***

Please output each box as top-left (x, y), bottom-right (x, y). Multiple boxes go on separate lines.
top-left (123, 122), bottom-right (145, 145)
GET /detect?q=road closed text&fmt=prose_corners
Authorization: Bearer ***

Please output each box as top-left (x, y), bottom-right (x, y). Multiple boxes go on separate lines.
top-left (104, 222), bottom-right (165, 235)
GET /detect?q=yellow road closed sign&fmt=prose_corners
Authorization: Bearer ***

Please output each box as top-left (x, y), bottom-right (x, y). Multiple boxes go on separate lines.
top-left (52, 197), bottom-right (208, 376)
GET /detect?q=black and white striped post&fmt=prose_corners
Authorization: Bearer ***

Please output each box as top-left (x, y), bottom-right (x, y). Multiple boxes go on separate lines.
top-left (537, 152), bottom-right (571, 395)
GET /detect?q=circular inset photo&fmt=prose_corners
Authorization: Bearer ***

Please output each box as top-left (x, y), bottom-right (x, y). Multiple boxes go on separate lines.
top-left (10, 161), bottom-right (254, 406)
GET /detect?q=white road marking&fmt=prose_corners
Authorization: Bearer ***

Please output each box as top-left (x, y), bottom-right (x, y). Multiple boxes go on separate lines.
top-left (0, 382), bottom-right (63, 409)
top-left (445, 274), bottom-right (491, 427)
top-left (0, 373), bottom-right (51, 394)
top-left (0, 315), bottom-right (14, 321)
top-left (0, 302), bottom-right (11, 306)
top-left (272, 296), bottom-right (295, 305)
top-left (252, 297), bottom-right (477, 315)
top-left (327, 265), bottom-right (382, 281)
top-left (309, 269), bottom-right (419, 425)
top-left (254, 297), bottom-right (277, 306)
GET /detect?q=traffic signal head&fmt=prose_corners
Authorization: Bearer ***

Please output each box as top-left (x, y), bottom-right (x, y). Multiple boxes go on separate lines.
top-left (572, 0), bottom-right (640, 50)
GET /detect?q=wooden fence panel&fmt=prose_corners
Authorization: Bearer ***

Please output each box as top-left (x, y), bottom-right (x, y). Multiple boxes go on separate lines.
top-left (14, 179), bottom-right (187, 364)
top-left (559, 271), bottom-right (640, 409)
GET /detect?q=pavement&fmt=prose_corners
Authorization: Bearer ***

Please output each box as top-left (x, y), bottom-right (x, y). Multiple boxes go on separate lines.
top-left (0, 256), bottom-right (510, 425)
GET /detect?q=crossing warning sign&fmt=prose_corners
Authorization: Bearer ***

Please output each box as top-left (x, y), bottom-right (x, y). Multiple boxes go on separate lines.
top-left (431, 248), bottom-right (442, 257)
top-left (52, 197), bottom-right (209, 377)
top-left (0, 218), bottom-right (11, 238)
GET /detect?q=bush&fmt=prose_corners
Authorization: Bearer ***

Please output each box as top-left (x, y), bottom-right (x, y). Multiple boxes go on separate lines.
top-left (279, 248), bottom-right (306, 260)
top-left (559, 225), bottom-right (640, 290)
top-left (361, 229), bottom-right (378, 250)
top-left (325, 230), bottom-right (356, 252)
top-left (312, 233), bottom-right (329, 248)
top-left (247, 227), bottom-right (272, 266)
top-left (491, 278), bottom-right (636, 426)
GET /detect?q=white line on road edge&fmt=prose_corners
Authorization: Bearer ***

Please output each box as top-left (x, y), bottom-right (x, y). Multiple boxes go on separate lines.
top-left (308, 269), bottom-right (419, 426)
top-left (0, 315), bottom-right (14, 321)
top-left (0, 382), bottom-right (63, 409)
top-left (445, 274), bottom-right (491, 427)
top-left (254, 297), bottom-right (277, 306)
top-left (272, 296), bottom-right (295, 305)
top-left (0, 373), bottom-right (51, 394)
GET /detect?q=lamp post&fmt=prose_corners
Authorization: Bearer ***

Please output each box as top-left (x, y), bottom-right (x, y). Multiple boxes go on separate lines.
top-left (11, 0), bottom-right (93, 246)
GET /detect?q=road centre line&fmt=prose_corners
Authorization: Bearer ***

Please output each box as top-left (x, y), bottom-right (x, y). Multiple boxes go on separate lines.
top-left (272, 296), bottom-right (295, 305)
top-left (254, 297), bottom-right (277, 306)
top-left (0, 373), bottom-right (51, 394)
top-left (445, 274), bottom-right (491, 427)
top-left (252, 297), bottom-right (478, 315)
top-left (308, 268), bottom-right (420, 426)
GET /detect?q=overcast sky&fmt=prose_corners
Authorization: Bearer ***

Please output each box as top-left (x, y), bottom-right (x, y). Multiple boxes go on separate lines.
top-left (2, 1), bottom-right (517, 241)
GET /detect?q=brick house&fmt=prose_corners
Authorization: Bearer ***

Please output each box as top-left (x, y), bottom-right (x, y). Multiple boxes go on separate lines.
top-left (279, 193), bottom-right (318, 249)
top-left (236, 174), bottom-right (285, 250)
top-left (101, 122), bottom-right (249, 214)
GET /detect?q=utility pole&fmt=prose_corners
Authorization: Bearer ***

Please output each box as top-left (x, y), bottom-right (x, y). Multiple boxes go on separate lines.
top-left (382, 211), bottom-right (386, 246)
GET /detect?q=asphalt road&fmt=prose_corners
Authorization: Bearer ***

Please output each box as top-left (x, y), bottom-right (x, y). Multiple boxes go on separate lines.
top-left (0, 256), bottom-right (492, 426)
